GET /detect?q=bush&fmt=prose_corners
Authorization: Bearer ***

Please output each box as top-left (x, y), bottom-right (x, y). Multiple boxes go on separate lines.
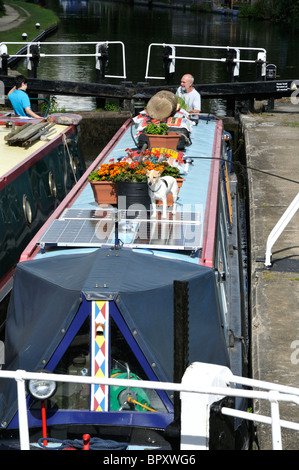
top-left (240, 0), bottom-right (299, 24)
top-left (272, 0), bottom-right (299, 23)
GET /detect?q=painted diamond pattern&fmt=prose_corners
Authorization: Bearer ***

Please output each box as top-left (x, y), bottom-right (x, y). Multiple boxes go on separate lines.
top-left (91, 300), bottom-right (109, 411)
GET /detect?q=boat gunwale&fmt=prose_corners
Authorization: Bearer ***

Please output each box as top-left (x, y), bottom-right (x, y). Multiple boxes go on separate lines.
top-left (199, 119), bottom-right (223, 267)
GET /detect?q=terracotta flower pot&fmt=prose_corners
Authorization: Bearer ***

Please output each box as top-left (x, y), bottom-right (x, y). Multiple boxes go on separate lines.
top-left (89, 180), bottom-right (117, 205)
top-left (146, 132), bottom-right (180, 150)
top-left (156, 178), bottom-right (185, 206)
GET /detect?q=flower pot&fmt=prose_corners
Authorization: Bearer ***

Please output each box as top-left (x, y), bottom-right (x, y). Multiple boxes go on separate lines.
top-left (117, 181), bottom-right (151, 210)
top-left (156, 178), bottom-right (185, 206)
top-left (146, 132), bottom-right (180, 150)
top-left (89, 180), bottom-right (118, 205)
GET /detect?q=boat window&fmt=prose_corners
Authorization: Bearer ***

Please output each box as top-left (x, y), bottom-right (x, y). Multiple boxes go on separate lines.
top-left (109, 317), bottom-right (167, 413)
top-left (52, 317), bottom-right (91, 410)
top-left (48, 314), bottom-right (167, 413)
top-left (23, 194), bottom-right (33, 225)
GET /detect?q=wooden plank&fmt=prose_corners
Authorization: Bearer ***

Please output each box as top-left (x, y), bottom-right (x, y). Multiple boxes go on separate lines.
top-left (22, 124), bottom-right (55, 148)
top-left (7, 123), bottom-right (49, 144)
top-left (1, 75), bottom-right (296, 101)
top-left (4, 123), bottom-right (32, 141)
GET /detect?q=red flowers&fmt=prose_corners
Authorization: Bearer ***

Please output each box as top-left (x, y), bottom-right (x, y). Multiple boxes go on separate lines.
top-left (88, 148), bottom-right (181, 182)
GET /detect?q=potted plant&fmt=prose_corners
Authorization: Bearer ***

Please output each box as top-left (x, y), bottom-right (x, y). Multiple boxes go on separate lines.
top-left (88, 162), bottom-right (119, 205)
top-left (88, 148), bottom-right (185, 207)
top-left (144, 122), bottom-right (180, 150)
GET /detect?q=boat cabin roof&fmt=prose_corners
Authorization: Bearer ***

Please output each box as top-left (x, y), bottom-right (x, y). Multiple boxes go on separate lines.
top-left (0, 116), bottom-right (71, 182)
top-left (26, 115), bottom-right (224, 266)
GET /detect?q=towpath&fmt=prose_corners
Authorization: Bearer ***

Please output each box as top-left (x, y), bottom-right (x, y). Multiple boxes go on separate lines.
top-left (0, 4), bottom-right (29, 31)
top-left (240, 99), bottom-right (299, 450)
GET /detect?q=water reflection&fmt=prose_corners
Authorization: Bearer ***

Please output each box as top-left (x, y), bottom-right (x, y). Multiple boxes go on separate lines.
top-left (15, 0), bottom-right (299, 112)
top-left (60, 0), bottom-right (88, 15)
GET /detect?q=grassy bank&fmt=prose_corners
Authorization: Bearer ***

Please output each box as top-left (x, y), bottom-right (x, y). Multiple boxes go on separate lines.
top-left (0, 0), bottom-right (59, 49)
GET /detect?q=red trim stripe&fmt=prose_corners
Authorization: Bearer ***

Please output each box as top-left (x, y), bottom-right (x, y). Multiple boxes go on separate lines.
top-left (199, 120), bottom-right (223, 267)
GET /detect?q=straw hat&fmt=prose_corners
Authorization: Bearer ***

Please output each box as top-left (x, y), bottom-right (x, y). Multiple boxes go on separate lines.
top-left (146, 91), bottom-right (178, 120)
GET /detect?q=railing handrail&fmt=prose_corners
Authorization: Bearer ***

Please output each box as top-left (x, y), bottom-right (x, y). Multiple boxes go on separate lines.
top-left (145, 43), bottom-right (267, 80)
top-left (265, 192), bottom-right (299, 267)
top-left (0, 363), bottom-right (299, 450)
top-left (0, 41), bottom-right (127, 79)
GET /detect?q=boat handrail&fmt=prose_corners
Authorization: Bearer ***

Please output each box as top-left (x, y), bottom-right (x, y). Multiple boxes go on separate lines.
top-left (0, 362), bottom-right (298, 450)
top-left (0, 41), bottom-right (126, 79)
top-left (264, 192), bottom-right (299, 267)
top-left (145, 43), bottom-right (267, 80)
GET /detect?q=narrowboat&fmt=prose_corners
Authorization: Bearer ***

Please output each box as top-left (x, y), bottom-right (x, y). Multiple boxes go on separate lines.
top-left (0, 102), bottom-right (249, 450)
top-left (0, 113), bottom-right (85, 316)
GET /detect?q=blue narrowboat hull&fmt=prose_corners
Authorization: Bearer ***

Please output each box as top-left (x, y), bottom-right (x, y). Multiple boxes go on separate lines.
top-left (0, 113), bottom-right (249, 450)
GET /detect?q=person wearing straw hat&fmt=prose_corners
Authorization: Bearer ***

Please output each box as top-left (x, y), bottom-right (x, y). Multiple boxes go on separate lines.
top-left (176, 74), bottom-right (201, 113)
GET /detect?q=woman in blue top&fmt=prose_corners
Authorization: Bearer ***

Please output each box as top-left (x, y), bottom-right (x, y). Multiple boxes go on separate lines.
top-left (8, 75), bottom-right (40, 118)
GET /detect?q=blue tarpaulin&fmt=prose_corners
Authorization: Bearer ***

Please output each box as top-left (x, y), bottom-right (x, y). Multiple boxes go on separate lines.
top-left (0, 248), bottom-right (229, 427)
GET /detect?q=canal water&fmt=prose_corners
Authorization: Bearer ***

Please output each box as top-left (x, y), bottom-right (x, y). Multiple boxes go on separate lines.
top-left (17, 0), bottom-right (299, 114)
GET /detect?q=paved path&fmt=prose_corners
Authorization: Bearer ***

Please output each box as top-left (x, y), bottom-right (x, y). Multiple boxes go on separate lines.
top-left (240, 100), bottom-right (299, 450)
top-left (0, 4), bottom-right (28, 32)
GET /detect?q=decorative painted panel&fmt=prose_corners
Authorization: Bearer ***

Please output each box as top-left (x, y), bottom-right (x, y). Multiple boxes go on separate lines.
top-left (91, 300), bottom-right (109, 411)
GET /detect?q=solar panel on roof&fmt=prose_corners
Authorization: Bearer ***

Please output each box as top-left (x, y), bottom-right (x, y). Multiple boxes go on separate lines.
top-left (37, 209), bottom-right (203, 251)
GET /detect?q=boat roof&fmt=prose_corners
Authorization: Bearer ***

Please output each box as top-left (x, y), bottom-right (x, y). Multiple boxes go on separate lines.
top-left (74, 115), bottom-right (218, 213)
top-left (0, 116), bottom-right (73, 184)
top-left (22, 114), bottom-right (223, 266)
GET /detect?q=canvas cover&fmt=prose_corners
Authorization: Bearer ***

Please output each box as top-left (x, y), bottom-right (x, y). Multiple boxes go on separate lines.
top-left (0, 248), bottom-right (229, 427)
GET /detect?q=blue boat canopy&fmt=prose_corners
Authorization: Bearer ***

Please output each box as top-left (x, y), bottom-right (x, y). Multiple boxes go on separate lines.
top-left (0, 248), bottom-right (229, 426)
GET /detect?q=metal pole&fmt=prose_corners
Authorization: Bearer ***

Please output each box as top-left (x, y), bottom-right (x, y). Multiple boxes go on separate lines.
top-left (16, 372), bottom-right (30, 450)
top-left (265, 192), bottom-right (299, 267)
top-left (269, 391), bottom-right (283, 450)
top-left (41, 401), bottom-right (47, 446)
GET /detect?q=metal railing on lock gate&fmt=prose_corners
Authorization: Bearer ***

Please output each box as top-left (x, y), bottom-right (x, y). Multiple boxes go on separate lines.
top-left (0, 361), bottom-right (299, 450)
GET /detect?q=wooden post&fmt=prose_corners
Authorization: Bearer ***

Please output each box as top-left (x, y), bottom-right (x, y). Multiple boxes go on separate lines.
top-left (226, 48), bottom-right (237, 116)
top-left (28, 44), bottom-right (40, 111)
top-left (173, 280), bottom-right (189, 420)
top-left (163, 45), bottom-right (175, 85)
top-left (95, 43), bottom-right (108, 109)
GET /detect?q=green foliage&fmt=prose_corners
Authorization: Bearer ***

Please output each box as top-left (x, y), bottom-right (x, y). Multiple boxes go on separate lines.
top-left (161, 163), bottom-right (180, 178)
top-left (272, 0), bottom-right (299, 23)
top-left (0, 1), bottom-right (5, 15)
top-left (104, 102), bottom-right (122, 112)
top-left (239, 0), bottom-right (299, 25)
top-left (177, 95), bottom-right (188, 111)
top-left (41, 96), bottom-right (66, 114)
top-left (144, 122), bottom-right (169, 135)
